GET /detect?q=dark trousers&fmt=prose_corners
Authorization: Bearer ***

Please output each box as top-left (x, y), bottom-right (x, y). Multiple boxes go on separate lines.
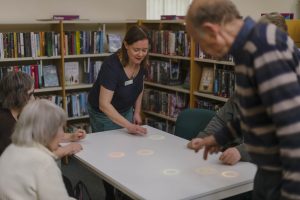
top-left (252, 168), bottom-right (281, 200)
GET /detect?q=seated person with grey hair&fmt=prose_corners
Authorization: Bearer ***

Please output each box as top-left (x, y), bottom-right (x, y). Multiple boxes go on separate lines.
top-left (0, 99), bottom-right (76, 199)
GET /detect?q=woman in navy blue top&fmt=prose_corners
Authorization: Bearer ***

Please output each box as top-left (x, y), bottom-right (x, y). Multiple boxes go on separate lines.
top-left (88, 25), bottom-right (149, 135)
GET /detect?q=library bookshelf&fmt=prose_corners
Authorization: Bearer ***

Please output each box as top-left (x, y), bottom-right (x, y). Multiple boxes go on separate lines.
top-left (139, 19), bottom-right (236, 133)
top-left (0, 19), bottom-right (136, 131)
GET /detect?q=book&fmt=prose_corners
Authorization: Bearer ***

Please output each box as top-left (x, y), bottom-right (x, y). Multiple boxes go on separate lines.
top-left (64, 61), bottom-right (80, 85)
top-left (107, 34), bottom-right (122, 53)
top-left (53, 15), bottom-right (80, 20)
top-left (199, 66), bottom-right (214, 93)
top-left (43, 65), bottom-right (59, 87)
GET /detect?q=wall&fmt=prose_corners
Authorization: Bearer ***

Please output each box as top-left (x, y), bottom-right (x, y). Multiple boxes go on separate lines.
top-left (0, 0), bottom-right (146, 21)
top-left (0, 0), bottom-right (298, 21)
top-left (232, 0), bottom-right (300, 19)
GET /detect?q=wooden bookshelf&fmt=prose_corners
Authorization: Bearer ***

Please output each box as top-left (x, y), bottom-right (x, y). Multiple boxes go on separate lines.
top-left (0, 20), bottom-right (136, 126)
top-left (144, 81), bottom-right (189, 94)
top-left (143, 111), bottom-right (176, 122)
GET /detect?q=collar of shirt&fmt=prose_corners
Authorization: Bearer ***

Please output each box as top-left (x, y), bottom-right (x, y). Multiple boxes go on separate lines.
top-left (229, 17), bottom-right (256, 57)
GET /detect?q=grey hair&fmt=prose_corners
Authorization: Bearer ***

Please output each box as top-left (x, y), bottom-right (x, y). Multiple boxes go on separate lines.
top-left (186, 0), bottom-right (241, 31)
top-left (11, 99), bottom-right (66, 147)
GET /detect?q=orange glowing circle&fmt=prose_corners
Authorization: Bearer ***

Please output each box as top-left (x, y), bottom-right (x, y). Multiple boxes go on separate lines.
top-left (136, 149), bottom-right (154, 156)
top-left (108, 152), bottom-right (125, 158)
top-left (221, 171), bottom-right (239, 178)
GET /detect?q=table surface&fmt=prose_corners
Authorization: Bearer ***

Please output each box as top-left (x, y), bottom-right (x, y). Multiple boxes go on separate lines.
top-left (73, 125), bottom-right (257, 200)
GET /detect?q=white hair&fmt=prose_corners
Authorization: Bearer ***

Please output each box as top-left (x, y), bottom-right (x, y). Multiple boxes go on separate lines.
top-left (11, 99), bottom-right (66, 147)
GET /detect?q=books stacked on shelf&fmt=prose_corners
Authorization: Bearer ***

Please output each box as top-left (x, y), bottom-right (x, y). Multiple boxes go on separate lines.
top-left (195, 99), bottom-right (223, 111)
top-left (142, 88), bottom-right (188, 119)
top-left (144, 117), bottom-right (175, 134)
top-left (66, 122), bottom-right (91, 134)
top-left (66, 92), bottom-right (88, 118)
top-left (148, 30), bottom-right (190, 57)
top-left (64, 31), bottom-right (104, 55)
top-left (53, 15), bottom-right (80, 20)
top-left (0, 32), bottom-right (60, 59)
top-left (36, 95), bottom-right (63, 108)
top-left (82, 59), bottom-right (103, 84)
top-left (213, 65), bottom-right (235, 98)
top-left (64, 61), bottom-right (80, 85)
top-left (160, 15), bottom-right (185, 20)
top-left (0, 64), bottom-right (59, 89)
top-left (107, 34), bottom-right (122, 53)
top-left (146, 60), bottom-right (184, 85)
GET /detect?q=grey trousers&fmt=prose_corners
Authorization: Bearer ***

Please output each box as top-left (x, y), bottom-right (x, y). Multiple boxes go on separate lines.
top-left (252, 168), bottom-right (281, 200)
top-left (87, 103), bottom-right (133, 132)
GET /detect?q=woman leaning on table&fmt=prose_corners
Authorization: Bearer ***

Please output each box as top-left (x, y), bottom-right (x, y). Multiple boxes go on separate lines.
top-left (87, 25), bottom-right (149, 135)
top-left (0, 99), bottom-right (75, 199)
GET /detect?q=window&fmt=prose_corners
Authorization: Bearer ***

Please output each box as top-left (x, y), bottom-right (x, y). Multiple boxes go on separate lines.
top-left (146, 0), bottom-right (191, 19)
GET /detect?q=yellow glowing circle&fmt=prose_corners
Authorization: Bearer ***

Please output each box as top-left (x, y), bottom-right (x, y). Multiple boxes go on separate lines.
top-left (108, 152), bottom-right (125, 158)
top-left (149, 134), bottom-right (165, 140)
top-left (195, 167), bottom-right (218, 175)
top-left (221, 171), bottom-right (239, 178)
top-left (163, 169), bottom-right (180, 176)
top-left (136, 149), bottom-right (154, 156)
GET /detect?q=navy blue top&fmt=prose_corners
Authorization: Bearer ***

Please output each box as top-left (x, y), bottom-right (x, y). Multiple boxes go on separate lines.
top-left (88, 53), bottom-right (145, 113)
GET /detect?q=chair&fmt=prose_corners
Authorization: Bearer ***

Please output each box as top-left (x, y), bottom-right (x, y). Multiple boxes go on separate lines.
top-left (175, 108), bottom-right (215, 140)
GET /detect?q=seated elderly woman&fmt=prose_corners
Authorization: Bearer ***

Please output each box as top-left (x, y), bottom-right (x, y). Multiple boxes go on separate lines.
top-left (0, 99), bottom-right (76, 199)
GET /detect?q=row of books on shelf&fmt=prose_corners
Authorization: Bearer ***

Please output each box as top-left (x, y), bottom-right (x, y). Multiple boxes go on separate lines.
top-left (64, 60), bottom-right (103, 85)
top-left (199, 65), bottom-right (235, 98)
top-left (0, 60), bottom-right (103, 88)
top-left (144, 117), bottom-right (175, 134)
top-left (145, 60), bottom-right (184, 85)
top-left (64, 31), bottom-right (105, 55)
top-left (0, 30), bottom-right (114, 59)
top-left (66, 92), bottom-right (88, 118)
top-left (142, 89), bottom-right (188, 119)
top-left (36, 92), bottom-right (88, 118)
top-left (0, 32), bottom-right (60, 58)
top-left (148, 30), bottom-right (190, 57)
top-left (195, 44), bottom-right (234, 62)
top-left (0, 64), bottom-right (59, 88)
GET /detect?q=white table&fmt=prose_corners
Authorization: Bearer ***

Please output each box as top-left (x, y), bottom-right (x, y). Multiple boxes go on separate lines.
top-left (74, 125), bottom-right (256, 200)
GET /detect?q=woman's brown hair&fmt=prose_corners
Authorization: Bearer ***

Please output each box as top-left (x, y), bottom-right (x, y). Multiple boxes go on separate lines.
top-left (118, 25), bottom-right (150, 68)
top-left (0, 71), bottom-right (34, 110)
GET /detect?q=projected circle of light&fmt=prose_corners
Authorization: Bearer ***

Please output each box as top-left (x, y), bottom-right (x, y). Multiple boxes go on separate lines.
top-left (195, 167), bottom-right (218, 175)
top-left (136, 149), bottom-right (154, 156)
top-left (149, 134), bottom-right (165, 140)
top-left (222, 171), bottom-right (239, 178)
top-left (108, 152), bottom-right (125, 158)
top-left (163, 169), bottom-right (180, 176)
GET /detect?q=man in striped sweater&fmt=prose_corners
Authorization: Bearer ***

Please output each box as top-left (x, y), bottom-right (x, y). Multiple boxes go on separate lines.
top-left (186, 0), bottom-right (300, 199)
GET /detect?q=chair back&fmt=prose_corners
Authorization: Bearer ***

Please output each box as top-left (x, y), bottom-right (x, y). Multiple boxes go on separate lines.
top-left (175, 108), bottom-right (215, 140)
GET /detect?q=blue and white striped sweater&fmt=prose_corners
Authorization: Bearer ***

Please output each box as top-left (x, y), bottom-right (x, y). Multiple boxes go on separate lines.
top-left (214, 17), bottom-right (300, 199)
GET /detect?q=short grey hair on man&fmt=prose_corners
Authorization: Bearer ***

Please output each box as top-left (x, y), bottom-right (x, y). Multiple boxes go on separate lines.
top-left (11, 99), bottom-right (66, 147)
top-left (186, 0), bottom-right (241, 30)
